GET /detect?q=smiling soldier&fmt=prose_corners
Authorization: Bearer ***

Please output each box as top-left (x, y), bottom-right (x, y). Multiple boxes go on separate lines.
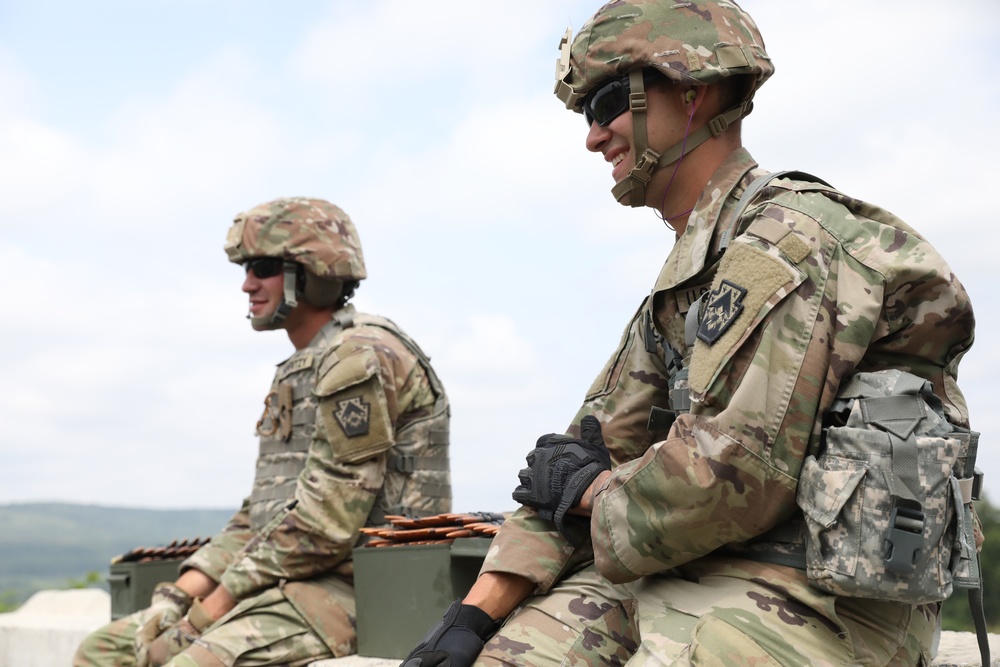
top-left (399, 1), bottom-right (983, 666)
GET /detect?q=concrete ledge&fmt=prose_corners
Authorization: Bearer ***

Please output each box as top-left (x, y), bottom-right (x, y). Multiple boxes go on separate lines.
top-left (0, 590), bottom-right (995, 667)
top-left (934, 630), bottom-right (1000, 667)
top-left (0, 589), bottom-right (110, 667)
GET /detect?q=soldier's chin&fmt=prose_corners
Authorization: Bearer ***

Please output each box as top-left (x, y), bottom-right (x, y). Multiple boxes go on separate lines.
top-left (249, 314), bottom-right (283, 331)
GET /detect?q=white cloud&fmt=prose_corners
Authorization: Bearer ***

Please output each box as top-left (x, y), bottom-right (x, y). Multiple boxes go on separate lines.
top-left (1, 0), bottom-right (999, 511)
top-left (290, 2), bottom-right (567, 90)
top-left (89, 50), bottom-right (287, 222)
top-left (0, 119), bottom-right (88, 215)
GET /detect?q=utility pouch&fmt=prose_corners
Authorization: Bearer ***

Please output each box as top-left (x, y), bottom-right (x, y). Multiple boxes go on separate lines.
top-left (796, 369), bottom-right (981, 604)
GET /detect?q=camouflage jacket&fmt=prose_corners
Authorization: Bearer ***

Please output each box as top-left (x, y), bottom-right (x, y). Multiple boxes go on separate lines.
top-left (482, 148), bottom-right (975, 588)
top-left (183, 306), bottom-right (450, 601)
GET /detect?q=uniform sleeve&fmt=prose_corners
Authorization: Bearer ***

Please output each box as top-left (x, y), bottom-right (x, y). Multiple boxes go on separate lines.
top-left (180, 498), bottom-right (253, 582)
top-left (591, 198), bottom-right (975, 583)
top-left (481, 301), bottom-right (674, 590)
top-left (220, 326), bottom-right (426, 600)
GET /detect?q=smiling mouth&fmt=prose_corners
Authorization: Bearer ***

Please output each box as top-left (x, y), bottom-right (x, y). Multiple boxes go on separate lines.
top-left (611, 152), bottom-right (626, 167)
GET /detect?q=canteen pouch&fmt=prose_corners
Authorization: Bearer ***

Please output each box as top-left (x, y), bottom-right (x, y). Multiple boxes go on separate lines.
top-left (796, 369), bottom-right (980, 603)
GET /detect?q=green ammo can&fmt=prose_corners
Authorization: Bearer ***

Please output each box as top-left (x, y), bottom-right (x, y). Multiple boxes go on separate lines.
top-left (106, 537), bottom-right (209, 619)
top-left (353, 536), bottom-right (493, 659)
top-left (107, 558), bottom-right (184, 619)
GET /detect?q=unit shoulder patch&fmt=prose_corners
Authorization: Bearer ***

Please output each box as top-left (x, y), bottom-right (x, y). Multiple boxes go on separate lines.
top-left (697, 280), bottom-right (747, 345)
top-left (333, 395), bottom-right (371, 437)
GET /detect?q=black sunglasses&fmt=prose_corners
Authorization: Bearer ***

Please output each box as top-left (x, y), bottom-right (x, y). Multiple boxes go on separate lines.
top-left (244, 257), bottom-right (284, 279)
top-left (582, 74), bottom-right (632, 127)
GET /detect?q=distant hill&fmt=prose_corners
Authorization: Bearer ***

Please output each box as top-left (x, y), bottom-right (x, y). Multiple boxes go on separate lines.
top-left (0, 502), bottom-right (235, 605)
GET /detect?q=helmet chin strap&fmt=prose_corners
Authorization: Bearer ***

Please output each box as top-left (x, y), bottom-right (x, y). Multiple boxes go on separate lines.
top-left (249, 261), bottom-right (299, 331)
top-left (610, 69), bottom-right (753, 207)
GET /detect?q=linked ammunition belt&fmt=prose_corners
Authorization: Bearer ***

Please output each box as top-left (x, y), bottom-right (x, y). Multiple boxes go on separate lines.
top-left (112, 536), bottom-right (212, 564)
top-left (360, 512), bottom-right (506, 547)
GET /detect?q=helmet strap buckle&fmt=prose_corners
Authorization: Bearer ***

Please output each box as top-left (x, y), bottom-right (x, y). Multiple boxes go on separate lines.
top-left (632, 148), bottom-right (660, 184)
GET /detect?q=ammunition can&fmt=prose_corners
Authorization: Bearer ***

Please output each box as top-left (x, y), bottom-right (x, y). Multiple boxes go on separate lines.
top-left (353, 537), bottom-right (492, 659)
top-left (107, 559), bottom-right (183, 619)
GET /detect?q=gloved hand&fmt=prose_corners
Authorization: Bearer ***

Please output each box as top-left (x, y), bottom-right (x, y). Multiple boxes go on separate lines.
top-left (400, 600), bottom-right (501, 667)
top-left (134, 582), bottom-right (193, 667)
top-left (146, 598), bottom-right (215, 666)
top-left (511, 415), bottom-right (612, 538)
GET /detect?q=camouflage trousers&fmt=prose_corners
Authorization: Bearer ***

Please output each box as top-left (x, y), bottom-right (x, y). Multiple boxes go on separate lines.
top-left (477, 558), bottom-right (937, 666)
top-left (73, 578), bottom-right (355, 667)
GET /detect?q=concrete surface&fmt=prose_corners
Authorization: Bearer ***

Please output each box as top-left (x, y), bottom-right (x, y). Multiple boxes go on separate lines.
top-left (0, 589), bottom-right (109, 667)
top-left (935, 630), bottom-right (1000, 667)
top-left (0, 589), bottom-right (995, 666)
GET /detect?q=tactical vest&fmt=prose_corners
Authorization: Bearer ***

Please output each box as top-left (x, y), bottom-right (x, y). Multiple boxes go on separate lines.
top-left (354, 311), bottom-right (451, 525)
top-left (249, 308), bottom-right (450, 532)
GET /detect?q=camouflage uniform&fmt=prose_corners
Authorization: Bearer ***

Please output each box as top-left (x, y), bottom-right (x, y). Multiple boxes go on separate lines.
top-left (75, 199), bottom-right (451, 667)
top-left (470, 3), bottom-right (977, 664)
top-left (477, 146), bottom-right (974, 665)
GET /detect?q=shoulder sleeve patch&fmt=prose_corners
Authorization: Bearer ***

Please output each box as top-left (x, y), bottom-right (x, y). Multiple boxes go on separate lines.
top-left (315, 348), bottom-right (393, 464)
top-left (689, 242), bottom-right (800, 395)
top-left (696, 280), bottom-right (747, 345)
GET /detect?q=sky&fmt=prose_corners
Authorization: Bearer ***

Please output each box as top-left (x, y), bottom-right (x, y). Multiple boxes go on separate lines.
top-left (1, 0), bottom-right (999, 516)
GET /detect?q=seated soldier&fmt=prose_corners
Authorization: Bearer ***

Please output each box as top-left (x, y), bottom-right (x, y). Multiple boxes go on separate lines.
top-left (400, 1), bottom-right (981, 666)
top-left (75, 197), bottom-right (451, 667)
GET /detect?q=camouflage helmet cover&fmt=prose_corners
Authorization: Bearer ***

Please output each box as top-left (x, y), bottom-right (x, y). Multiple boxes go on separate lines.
top-left (555, 0), bottom-right (774, 111)
top-left (224, 197), bottom-right (367, 281)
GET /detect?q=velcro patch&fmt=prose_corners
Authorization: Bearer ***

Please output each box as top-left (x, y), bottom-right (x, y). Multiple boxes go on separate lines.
top-left (688, 242), bottom-right (801, 396)
top-left (333, 396), bottom-right (371, 437)
top-left (697, 280), bottom-right (747, 345)
top-left (316, 348), bottom-right (393, 463)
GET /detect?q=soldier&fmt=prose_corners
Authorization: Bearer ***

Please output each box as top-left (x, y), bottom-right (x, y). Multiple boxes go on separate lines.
top-left (401, 1), bottom-right (980, 666)
top-left (75, 197), bottom-right (451, 667)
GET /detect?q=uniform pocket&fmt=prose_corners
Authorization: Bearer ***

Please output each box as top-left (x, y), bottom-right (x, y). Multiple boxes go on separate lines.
top-left (797, 394), bottom-right (964, 604)
top-left (797, 452), bottom-right (868, 581)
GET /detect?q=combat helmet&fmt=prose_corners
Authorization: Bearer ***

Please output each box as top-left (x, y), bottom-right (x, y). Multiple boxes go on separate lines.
top-left (224, 197), bottom-right (367, 330)
top-left (555, 0), bottom-right (773, 207)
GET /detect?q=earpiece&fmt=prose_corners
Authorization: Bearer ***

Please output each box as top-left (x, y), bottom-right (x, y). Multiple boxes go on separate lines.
top-left (685, 89), bottom-right (697, 104)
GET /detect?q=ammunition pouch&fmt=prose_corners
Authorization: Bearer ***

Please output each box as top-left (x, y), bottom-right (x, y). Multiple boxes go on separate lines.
top-left (794, 369), bottom-right (982, 604)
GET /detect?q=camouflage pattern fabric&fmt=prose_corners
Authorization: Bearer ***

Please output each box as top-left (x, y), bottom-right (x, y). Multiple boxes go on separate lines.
top-left (480, 147), bottom-right (974, 664)
top-left (73, 582), bottom-right (348, 667)
top-left (478, 560), bottom-right (936, 666)
top-left (224, 197), bottom-right (366, 281)
top-left (75, 308), bottom-right (449, 666)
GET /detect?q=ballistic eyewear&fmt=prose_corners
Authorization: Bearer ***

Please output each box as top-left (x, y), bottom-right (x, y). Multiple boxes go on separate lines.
top-left (582, 74), bottom-right (632, 127)
top-left (244, 257), bottom-right (284, 279)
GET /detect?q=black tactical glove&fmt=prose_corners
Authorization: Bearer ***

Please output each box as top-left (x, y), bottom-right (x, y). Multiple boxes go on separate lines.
top-left (511, 415), bottom-right (612, 538)
top-left (400, 600), bottom-right (501, 667)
